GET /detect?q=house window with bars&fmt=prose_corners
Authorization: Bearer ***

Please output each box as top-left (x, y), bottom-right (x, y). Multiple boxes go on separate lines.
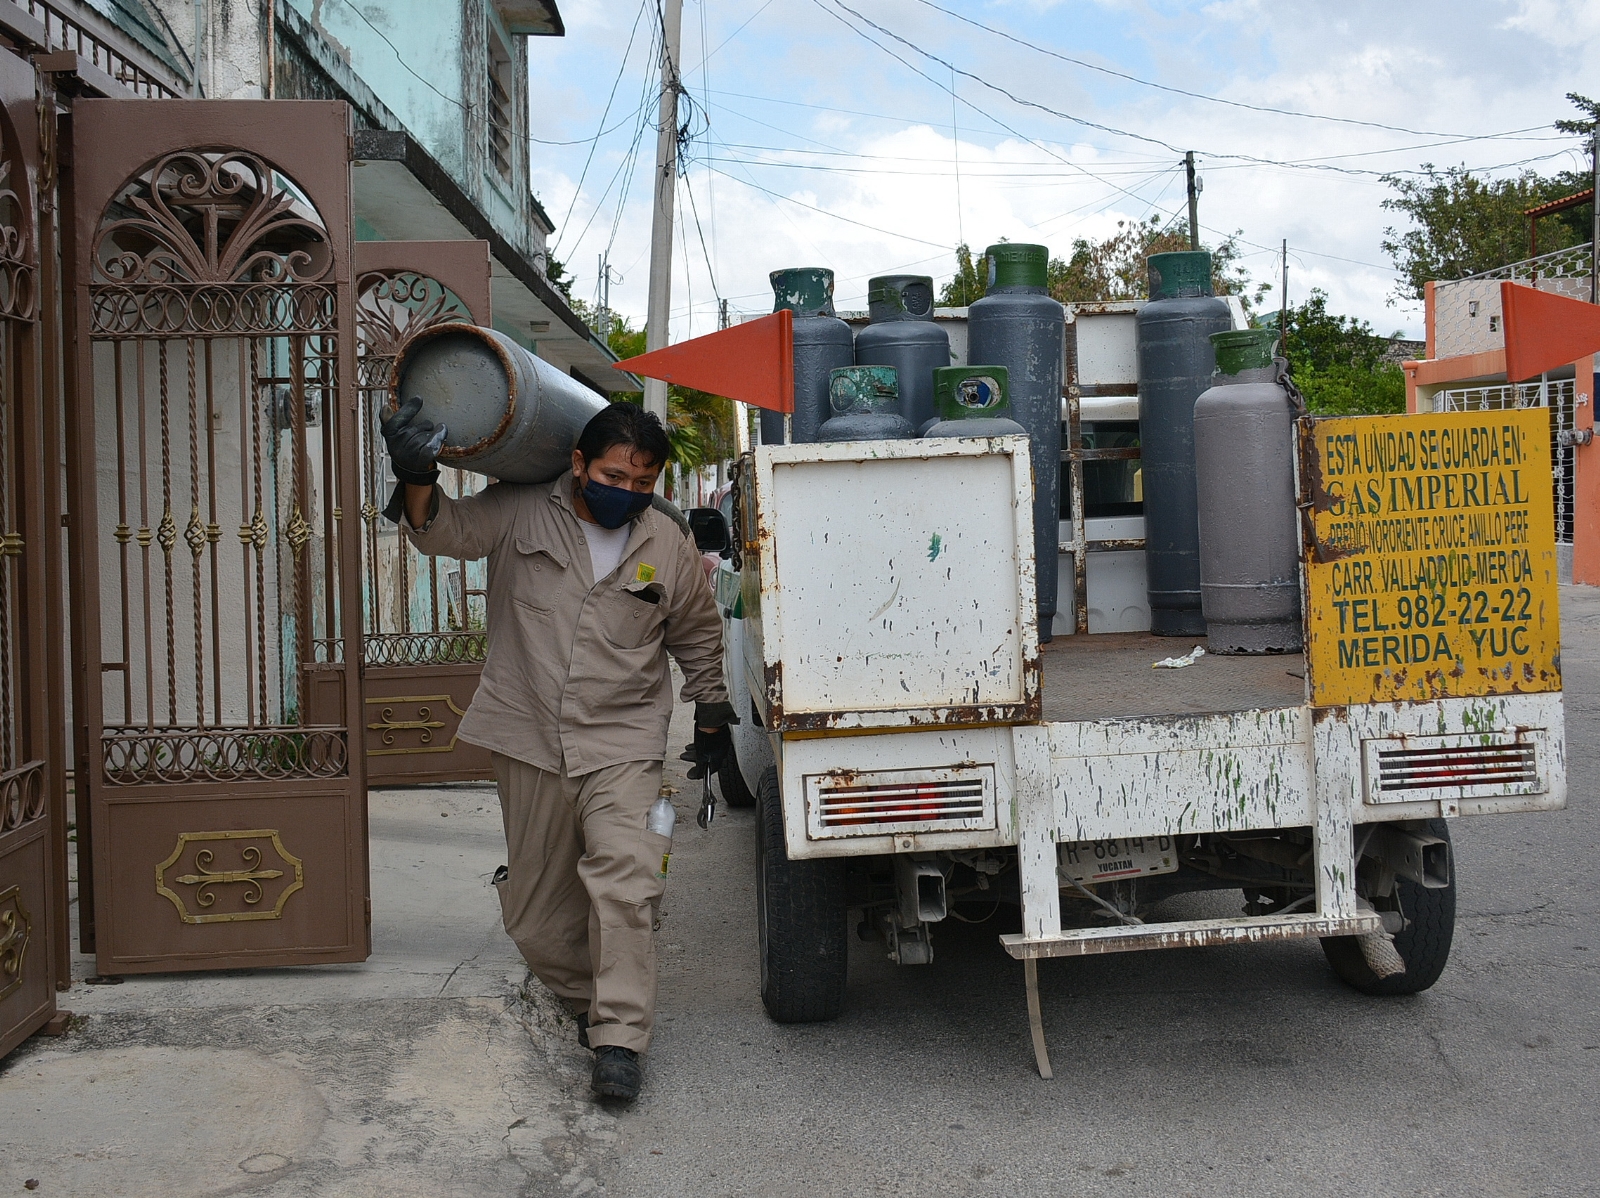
top-left (487, 30), bottom-right (514, 186)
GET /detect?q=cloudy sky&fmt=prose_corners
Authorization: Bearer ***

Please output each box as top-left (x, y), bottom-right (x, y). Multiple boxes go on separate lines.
top-left (527, 0), bottom-right (1598, 342)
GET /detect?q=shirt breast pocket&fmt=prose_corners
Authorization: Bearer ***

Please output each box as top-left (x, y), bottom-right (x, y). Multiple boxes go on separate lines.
top-left (602, 583), bottom-right (668, 650)
top-left (512, 536), bottom-right (568, 602)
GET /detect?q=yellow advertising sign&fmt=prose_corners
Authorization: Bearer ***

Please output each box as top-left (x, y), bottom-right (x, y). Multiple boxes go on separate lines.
top-left (1302, 408), bottom-right (1561, 706)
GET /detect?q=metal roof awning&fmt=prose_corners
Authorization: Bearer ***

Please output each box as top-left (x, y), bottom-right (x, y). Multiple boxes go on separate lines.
top-left (351, 128), bottom-right (633, 393)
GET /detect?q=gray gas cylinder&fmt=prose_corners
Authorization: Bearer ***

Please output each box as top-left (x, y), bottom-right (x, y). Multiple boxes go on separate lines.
top-left (760, 267), bottom-right (854, 445)
top-left (1194, 329), bottom-right (1304, 654)
top-left (854, 274), bottom-right (950, 431)
top-left (1136, 250), bottom-right (1234, 636)
top-left (394, 323), bottom-right (605, 484)
top-left (924, 365), bottom-right (1025, 438)
top-left (816, 366), bottom-right (915, 442)
top-left (966, 244), bottom-right (1064, 641)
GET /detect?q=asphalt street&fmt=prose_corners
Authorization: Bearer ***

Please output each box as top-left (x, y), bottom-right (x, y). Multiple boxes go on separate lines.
top-left (609, 588), bottom-right (1600, 1198)
top-left (3, 592), bottom-right (1596, 1197)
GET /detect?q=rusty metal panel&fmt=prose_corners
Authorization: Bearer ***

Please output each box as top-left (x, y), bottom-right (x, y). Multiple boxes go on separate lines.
top-left (353, 241), bottom-right (494, 785)
top-left (1000, 909), bottom-right (1382, 960)
top-left (1299, 410), bottom-right (1562, 706)
top-left (751, 436), bottom-right (1040, 733)
top-left (66, 100), bottom-right (370, 974)
top-left (1047, 707), bottom-right (1313, 842)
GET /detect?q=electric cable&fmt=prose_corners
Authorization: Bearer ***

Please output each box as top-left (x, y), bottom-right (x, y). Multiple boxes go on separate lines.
top-left (907, 0), bottom-right (1557, 142)
top-left (552, 0), bottom-right (650, 258)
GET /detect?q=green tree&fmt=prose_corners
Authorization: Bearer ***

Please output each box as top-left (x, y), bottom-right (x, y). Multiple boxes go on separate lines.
top-left (937, 243), bottom-right (987, 307)
top-left (1278, 289), bottom-right (1406, 416)
top-left (1380, 93), bottom-right (1598, 299)
top-left (939, 221), bottom-right (1264, 311)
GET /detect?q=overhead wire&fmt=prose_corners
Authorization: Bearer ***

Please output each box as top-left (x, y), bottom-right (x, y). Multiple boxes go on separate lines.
top-left (906, 0), bottom-right (1557, 142)
top-left (552, 0), bottom-right (650, 258)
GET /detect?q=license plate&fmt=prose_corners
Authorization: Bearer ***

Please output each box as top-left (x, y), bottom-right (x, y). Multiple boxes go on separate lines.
top-left (1058, 836), bottom-right (1178, 884)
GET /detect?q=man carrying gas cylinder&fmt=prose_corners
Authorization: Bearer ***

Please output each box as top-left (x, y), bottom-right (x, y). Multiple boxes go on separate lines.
top-left (383, 397), bottom-right (735, 1102)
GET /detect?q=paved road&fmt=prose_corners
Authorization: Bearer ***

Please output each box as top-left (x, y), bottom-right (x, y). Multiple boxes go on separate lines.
top-left (4, 592), bottom-right (1595, 1197)
top-left (610, 588), bottom-right (1600, 1198)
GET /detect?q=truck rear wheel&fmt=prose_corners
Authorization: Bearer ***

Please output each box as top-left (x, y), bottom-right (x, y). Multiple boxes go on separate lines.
top-left (1321, 819), bottom-right (1457, 996)
top-left (756, 764), bottom-right (848, 1022)
top-left (718, 743), bottom-right (755, 809)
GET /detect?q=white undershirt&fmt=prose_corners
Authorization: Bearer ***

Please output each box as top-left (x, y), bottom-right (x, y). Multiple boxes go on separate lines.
top-left (584, 521), bottom-right (632, 582)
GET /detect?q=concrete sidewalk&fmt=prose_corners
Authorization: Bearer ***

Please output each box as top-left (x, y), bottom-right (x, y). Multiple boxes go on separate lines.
top-left (0, 693), bottom-right (703, 1197)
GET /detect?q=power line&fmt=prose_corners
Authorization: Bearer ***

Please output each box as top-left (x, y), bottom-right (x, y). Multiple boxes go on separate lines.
top-left (906, 0), bottom-right (1554, 142)
top-left (552, 0), bottom-right (650, 257)
top-left (818, 0), bottom-right (1583, 179)
top-left (699, 162), bottom-right (953, 248)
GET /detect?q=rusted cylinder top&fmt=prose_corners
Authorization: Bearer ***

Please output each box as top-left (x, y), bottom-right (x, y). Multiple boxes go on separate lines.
top-left (393, 323), bottom-right (606, 484)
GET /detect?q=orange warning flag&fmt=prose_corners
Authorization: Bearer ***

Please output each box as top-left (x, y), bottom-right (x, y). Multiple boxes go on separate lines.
top-left (614, 310), bottom-right (794, 413)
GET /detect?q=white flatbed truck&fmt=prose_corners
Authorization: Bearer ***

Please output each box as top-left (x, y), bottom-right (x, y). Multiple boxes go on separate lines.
top-left (709, 414), bottom-right (1565, 1076)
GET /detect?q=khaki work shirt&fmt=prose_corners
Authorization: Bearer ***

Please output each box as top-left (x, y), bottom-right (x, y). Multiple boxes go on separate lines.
top-left (403, 478), bottom-right (727, 776)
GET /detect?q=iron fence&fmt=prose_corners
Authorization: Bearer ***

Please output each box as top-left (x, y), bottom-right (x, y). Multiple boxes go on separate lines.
top-left (1433, 378), bottom-right (1575, 543)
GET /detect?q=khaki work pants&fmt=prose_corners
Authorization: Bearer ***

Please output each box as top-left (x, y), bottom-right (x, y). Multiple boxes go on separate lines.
top-left (491, 753), bottom-right (670, 1053)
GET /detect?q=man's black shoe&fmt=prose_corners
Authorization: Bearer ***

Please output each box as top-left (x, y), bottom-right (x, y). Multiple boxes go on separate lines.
top-left (591, 1045), bottom-right (642, 1101)
top-left (575, 1012), bottom-right (590, 1049)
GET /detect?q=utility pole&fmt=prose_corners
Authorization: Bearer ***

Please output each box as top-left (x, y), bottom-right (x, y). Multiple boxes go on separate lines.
top-left (644, 0), bottom-right (684, 425)
top-left (1185, 151), bottom-right (1200, 251)
top-left (1279, 239), bottom-right (1289, 365)
top-left (1591, 127), bottom-right (1598, 305)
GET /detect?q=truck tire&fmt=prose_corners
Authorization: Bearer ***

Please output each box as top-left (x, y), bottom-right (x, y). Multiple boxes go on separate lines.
top-left (718, 743), bottom-right (755, 809)
top-left (1320, 819), bottom-right (1456, 996)
top-left (756, 764), bottom-right (848, 1022)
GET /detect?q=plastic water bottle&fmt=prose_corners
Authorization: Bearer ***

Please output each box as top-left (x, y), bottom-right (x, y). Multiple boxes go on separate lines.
top-left (647, 795), bottom-right (676, 838)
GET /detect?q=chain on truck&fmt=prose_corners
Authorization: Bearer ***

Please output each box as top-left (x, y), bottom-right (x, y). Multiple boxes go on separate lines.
top-left (678, 254), bottom-right (1565, 1078)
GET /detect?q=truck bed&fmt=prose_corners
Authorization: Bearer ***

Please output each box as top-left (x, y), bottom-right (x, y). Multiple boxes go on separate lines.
top-left (1039, 633), bottom-right (1307, 723)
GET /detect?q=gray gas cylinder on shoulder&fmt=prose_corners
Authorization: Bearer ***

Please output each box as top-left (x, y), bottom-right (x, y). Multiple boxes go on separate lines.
top-left (1136, 250), bottom-right (1234, 636)
top-left (854, 274), bottom-right (950, 432)
top-left (816, 366), bottom-right (915, 442)
top-left (924, 366), bottom-right (1025, 438)
top-left (1194, 328), bottom-right (1304, 654)
top-left (394, 323), bottom-right (605, 484)
top-left (966, 243), bottom-right (1064, 641)
top-left (759, 267), bottom-right (854, 446)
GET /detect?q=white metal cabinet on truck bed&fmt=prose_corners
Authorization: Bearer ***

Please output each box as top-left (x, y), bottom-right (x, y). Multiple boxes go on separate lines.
top-left (712, 415), bottom-right (1565, 1076)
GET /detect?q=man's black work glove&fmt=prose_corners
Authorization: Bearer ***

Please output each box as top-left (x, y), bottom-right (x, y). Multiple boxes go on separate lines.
top-left (381, 397), bottom-right (448, 523)
top-left (681, 701), bottom-right (738, 779)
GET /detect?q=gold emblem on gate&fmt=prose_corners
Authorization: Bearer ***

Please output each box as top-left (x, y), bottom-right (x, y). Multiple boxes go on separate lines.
top-left (154, 830), bottom-right (305, 924)
top-left (366, 693), bottom-right (468, 755)
top-left (0, 884), bottom-right (31, 1001)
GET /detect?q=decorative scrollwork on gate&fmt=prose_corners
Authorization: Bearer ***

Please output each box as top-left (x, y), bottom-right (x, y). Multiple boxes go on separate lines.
top-left (0, 159), bottom-right (34, 322)
top-left (0, 883), bottom-right (30, 1001)
top-left (356, 271), bottom-right (473, 389)
top-left (0, 760), bottom-right (44, 832)
top-left (154, 829), bottom-right (305, 924)
top-left (102, 729), bottom-right (347, 786)
top-left (94, 151), bottom-right (331, 287)
top-left (89, 151), bottom-right (335, 340)
top-left (362, 631), bottom-right (488, 666)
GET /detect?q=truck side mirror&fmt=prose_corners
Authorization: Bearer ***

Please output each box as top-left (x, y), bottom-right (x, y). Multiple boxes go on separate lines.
top-left (687, 507), bottom-right (729, 554)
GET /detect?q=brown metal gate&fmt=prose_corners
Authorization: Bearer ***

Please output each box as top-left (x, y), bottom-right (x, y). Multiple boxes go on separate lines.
top-left (0, 48), bottom-right (62, 1054)
top-left (355, 240), bottom-right (493, 785)
top-left (65, 100), bottom-right (368, 974)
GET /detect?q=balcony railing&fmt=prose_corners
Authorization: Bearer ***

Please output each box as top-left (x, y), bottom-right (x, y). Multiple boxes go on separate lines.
top-left (1459, 241), bottom-right (1593, 284)
top-left (20, 0), bottom-right (184, 99)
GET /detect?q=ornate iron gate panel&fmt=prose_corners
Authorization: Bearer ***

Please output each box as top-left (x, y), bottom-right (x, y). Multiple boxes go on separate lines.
top-left (66, 101), bottom-right (368, 974)
top-left (0, 48), bottom-right (59, 1056)
top-left (355, 240), bottom-right (493, 785)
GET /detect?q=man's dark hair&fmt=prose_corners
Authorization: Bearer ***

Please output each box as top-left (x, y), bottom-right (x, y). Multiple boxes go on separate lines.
top-left (575, 401), bottom-right (672, 469)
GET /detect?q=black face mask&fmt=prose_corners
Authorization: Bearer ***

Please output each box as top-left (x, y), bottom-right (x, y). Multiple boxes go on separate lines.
top-left (579, 472), bottom-right (654, 529)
